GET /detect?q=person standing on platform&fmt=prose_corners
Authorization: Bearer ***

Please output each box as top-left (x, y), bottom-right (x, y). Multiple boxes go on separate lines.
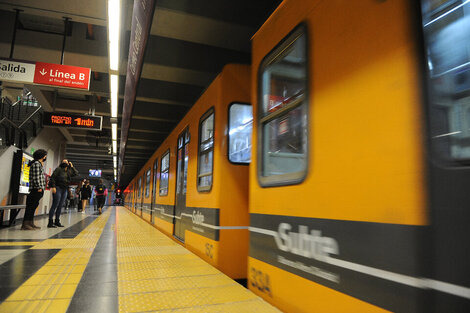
top-left (22, 149), bottom-right (48, 230)
top-left (80, 180), bottom-right (92, 213)
top-left (48, 159), bottom-right (78, 228)
top-left (94, 179), bottom-right (108, 215)
top-left (76, 180), bottom-right (84, 211)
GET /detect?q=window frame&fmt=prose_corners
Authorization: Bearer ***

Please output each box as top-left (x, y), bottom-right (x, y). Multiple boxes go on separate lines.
top-left (197, 107), bottom-right (215, 192)
top-left (227, 102), bottom-right (253, 165)
top-left (137, 177), bottom-right (142, 198)
top-left (257, 23), bottom-right (310, 187)
top-left (145, 168), bottom-right (151, 198)
top-left (152, 158), bottom-right (158, 202)
top-left (159, 150), bottom-right (170, 196)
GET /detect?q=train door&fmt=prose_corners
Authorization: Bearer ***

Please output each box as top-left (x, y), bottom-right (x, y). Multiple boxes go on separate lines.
top-left (174, 128), bottom-right (190, 241)
top-left (137, 177), bottom-right (142, 214)
top-left (132, 184), bottom-right (136, 212)
top-left (140, 176), bottom-right (144, 217)
top-left (420, 1), bottom-right (470, 311)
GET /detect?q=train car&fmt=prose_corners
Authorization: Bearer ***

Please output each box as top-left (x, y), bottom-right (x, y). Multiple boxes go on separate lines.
top-left (248, 0), bottom-right (470, 312)
top-left (126, 64), bottom-right (252, 280)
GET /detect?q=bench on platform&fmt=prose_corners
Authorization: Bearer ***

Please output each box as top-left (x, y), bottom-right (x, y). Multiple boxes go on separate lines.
top-left (0, 205), bottom-right (26, 227)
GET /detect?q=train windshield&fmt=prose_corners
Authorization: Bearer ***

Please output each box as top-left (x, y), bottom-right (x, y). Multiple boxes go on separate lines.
top-left (421, 0), bottom-right (470, 162)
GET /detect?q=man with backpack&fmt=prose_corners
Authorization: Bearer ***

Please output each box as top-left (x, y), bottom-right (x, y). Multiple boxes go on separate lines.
top-left (94, 179), bottom-right (108, 214)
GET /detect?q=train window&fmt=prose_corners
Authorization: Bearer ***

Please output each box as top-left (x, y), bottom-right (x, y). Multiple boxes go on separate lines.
top-left (198, 108), bottom-right (214, 191)
top-left (145, 168), bottom-right (151, 198)
top-left (258, 25), bottom-right (308, 186)
top-left (228, 103), bottom-right (253, 164)
top-left (152, 158), bottom-right (158, 201)
top-left (160, 151), bottom-right (170, 196)
top-left (420, 0), bottom-right (470, 162)
top-left (137, 177), bottom-right (142, 198)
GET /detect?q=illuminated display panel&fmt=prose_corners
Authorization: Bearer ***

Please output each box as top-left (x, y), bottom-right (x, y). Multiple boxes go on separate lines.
top-left (19, 153), bottom-right (33, 194)
top-left (43, 112), bottom-right (102, 130)
top-left (89, 169), bottom-right (102, 177)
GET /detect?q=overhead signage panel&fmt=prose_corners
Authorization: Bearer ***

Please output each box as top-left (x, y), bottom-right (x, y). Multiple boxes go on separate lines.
top-left (0, 59), bottom-right (91, 91)
top-left (34, 62), bottom-right (91, 90)
top-left (0, 59), bottom-right (35, 84)
top-left (43, 112), bottom-right (102, 131)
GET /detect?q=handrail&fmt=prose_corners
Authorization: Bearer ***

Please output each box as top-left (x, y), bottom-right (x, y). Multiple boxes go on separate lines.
top-left (0, 116), bottom-right (21, 130)
top-left (18, 105), bottom-right (42, 129)
top-left (9, 98), bottom-right (22, 108)
top-left (0, 105), bottom-right (42, 130)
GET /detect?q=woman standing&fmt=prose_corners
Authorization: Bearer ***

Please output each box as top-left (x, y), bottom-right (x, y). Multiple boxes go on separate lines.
top-left (80, 180), bottom-right (92, 213)
top-left (22, 149), bottom-right (48, 230)
top-left (48, 159), bottom-right (78, 227)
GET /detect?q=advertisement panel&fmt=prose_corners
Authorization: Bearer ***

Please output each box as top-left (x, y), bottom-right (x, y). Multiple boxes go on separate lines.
top-left (19, 153), bottom-right (33, 194)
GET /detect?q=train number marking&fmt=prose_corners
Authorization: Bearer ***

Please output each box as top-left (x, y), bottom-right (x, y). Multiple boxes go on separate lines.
top-left (205, 243), bottom-right (213, 259)
top-left (250, 267), bottom-right (272, 297)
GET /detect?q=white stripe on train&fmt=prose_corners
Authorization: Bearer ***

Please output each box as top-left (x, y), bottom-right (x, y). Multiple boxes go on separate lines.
top-left (249, 226), bottom-right (470, 300)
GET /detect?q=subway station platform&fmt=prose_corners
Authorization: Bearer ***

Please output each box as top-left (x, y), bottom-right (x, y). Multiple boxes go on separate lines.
top-left (0, 207), bottom-right (281, 313)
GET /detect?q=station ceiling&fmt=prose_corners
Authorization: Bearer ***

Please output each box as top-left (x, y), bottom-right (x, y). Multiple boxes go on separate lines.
top-left (0, 0), bottom-right (281, 186)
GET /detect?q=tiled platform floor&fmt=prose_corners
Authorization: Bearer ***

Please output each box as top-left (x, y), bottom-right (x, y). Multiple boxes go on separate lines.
top-left (0, 207), bottom-right (281, 313)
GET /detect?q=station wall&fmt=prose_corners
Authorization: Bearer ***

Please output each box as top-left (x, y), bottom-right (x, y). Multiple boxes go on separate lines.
top-left (0, 127), bottom-right (66, 221)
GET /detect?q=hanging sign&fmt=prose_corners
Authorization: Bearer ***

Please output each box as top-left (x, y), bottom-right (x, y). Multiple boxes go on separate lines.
top-left (0, 58), bottom-right (91, 90)
top-left (34, 62), bottom-right (91, 90)
top-left (0, 59), bottom-right (35, 84)
top-left (42, 112), bottom-right (102, 130)
top-left (119, 0), bottom-right (156, 181)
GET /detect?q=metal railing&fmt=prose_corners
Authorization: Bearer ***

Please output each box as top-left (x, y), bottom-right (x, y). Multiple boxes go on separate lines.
top-left (0, 97), bottom-right (43, 150)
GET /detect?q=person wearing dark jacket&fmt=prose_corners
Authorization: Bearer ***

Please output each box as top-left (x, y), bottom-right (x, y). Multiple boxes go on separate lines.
top-left (94, 179), bottom-right (108, 215)
top-left (80, 180), bottom-right (92, 213)
top-left (48, 159), bottom-right (78, 227)
top-left (22, 149), bottom-right (48, 230)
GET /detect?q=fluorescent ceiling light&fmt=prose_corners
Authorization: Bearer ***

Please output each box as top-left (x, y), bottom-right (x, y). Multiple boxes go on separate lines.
top-left (110, 74), bottom-right (118, 118)
top-left (110, 74), bottom-right (118, 94)
top-left (112, 140), bottom-right (117, 154)
top-left (112, 123), bottom-right (117, 140)
top-left (111, 93), bottom-right (118, 118)
top-left (113, 155), bottom-right (117, 168)
top-left (108, 0), bottom-right (121, 71)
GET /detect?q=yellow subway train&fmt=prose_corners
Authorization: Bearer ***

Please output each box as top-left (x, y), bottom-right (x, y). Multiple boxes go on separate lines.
top-left (124, 0), bottom-right (470, 312)
top-left (125, 64), bottom-right (252, 280)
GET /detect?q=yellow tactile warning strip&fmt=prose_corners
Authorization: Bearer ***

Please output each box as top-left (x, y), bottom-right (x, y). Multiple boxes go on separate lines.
top-left (116, 207), bottom-right (281, 313)
top-left (0, 242), bottom-right (40, 246)
top-left (0, 211), bottom-right (110, 313)
top-left (31, 239), bottom-right (73, 250)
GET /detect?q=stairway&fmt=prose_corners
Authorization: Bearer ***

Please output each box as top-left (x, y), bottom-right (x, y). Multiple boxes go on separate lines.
top-left (0, 94), bottom-right (43, 155)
